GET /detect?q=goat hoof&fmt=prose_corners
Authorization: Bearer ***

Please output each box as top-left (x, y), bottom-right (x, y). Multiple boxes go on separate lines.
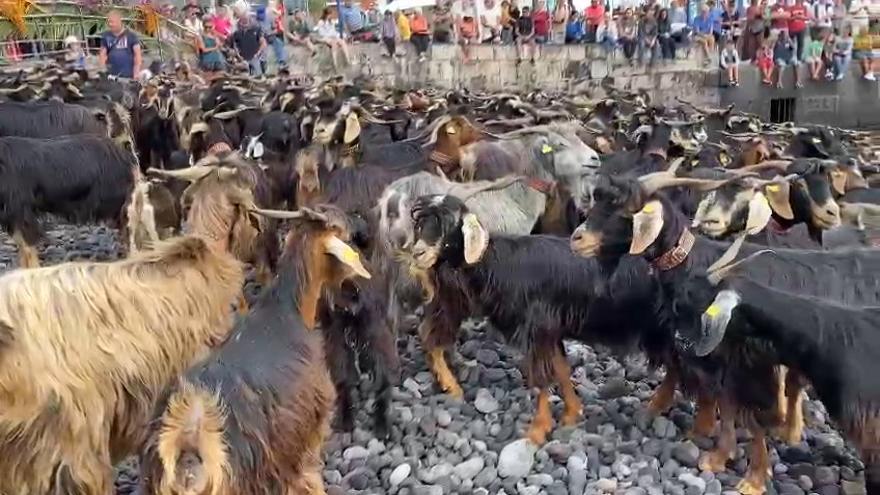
top-left (647, 393), bottom-right (674, 415)
top-left (445, 384), bottom-right (464, 400)
top-left (526, 428), bottom-right (549, 446)
top-left (736, 477), bottom-right (767, 495)
top-left (698, 451), bottom-right (729, 473)
top-left (561, 409), bottom-right (582, 427)
top-left (374, 420), bottom-right (391, 440)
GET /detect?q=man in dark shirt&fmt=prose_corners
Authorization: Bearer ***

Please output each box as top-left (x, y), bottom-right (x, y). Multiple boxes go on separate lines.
top-left (99, 10), bottom-right (142, 78)
top-left (231, 13), bottom-right (267, 76)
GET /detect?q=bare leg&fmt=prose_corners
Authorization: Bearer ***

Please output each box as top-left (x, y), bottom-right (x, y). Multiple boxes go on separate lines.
top-left (737, 426), bottom-right (770, 495)
top-left (699, 396), bottom-right (736, 472)
top-left (648, 367), bottom-right (678, 414)
top-left (552, 350), bottom-right (582, 426)
top-left (12, 231), bottom-right (39, 268)
top-left (691, 390), bottom-right (718, 438)
top-left (526, 389), bottom-right (553, 445)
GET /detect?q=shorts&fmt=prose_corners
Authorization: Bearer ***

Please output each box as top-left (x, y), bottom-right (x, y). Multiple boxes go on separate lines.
top-left (805, 56), bottom-right (822, 63)
top-left (853, 50), bottom-right (873, 60)
top-left (775, 57), bottom-right (798, 66)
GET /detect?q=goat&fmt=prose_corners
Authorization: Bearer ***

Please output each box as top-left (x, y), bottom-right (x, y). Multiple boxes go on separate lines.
top-left (139, 205), bottom-right (371, 495)
top-left (677, 245), bottom-right (880, 494)
top-left (0, 100), bottom-right (130, 145)
top-left (0, 235), bottom-right (243, 494)
top-left (0, 134), bottom-right (138, 267)
top-left (404, 193), bottom-right (661, 444)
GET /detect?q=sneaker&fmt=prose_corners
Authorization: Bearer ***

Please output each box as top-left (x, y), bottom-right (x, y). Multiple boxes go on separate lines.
top-left (835, 74), bottom-right (844, 81)
top-left (866, 73), bottom-right (876, 81)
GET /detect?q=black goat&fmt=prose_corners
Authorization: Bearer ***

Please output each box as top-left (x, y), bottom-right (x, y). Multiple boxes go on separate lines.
top-left (0, 100), bottom-right (132, 149)
top-left (0, 135), bottom-right (137, 267)
top-left (406, 193), bottom-right (662, 444)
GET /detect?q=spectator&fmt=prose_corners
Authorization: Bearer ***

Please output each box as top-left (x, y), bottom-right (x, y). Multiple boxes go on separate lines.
top-left (287, 9), bottom-right (316, 54)
top-left (481, 0), bottom-right (502, 43)
top-left (99, 10), bottom-right (142, 79)
top-left (340, 0), bottom-right (368, 38)
top-left (315, 7), bottom-right (351, 68)
top-left (232, 12), bottom-right (266, 76)
top-left (432, 3), bottom-right (454, 44)
top-left (831, 0), bottom-right (846, 35)
top-left (500, 0), bottom-right (516, 43)
top-left (823, 30), bottom-right (836, 79)
top-left (851, 1), bottom-right (870, 35)
top-left (565, 12), bottom-right (585, 43)
top-left (584, 0), bottom-right (605, 42)
top-left (212, 6), bottom-right (234, 40)
top-left (265, 0), bottom-right (288, 70)
top-left (182, 0), bottom-right (204, 19)
top-left (532, 0), bottom-right (551, 44)
top-left (596, 11), bottom-right (618, 55)
top-left (769, 1), bottom-right (789, 39)
top-left (197, 18), bottom-right (226, 75)
top-left (183, 6), bottom-right (204, 36)
top-left (693, 5), bottom-right (716, 65)
top-left (774, 30), bottom-right (800, 88)
top-left (757, 38), bottom-right (774, 83)
top-left (721, 0), bottom-right (742, 43)
top-left (805, 28), bottom-right (826, 80)
top-left (708, 0), bottom-right (724, 45)
top-left (516, 5), bottom-right (536, 62)
top-left (743, 0), bottom-right (764, 61)
top-left (658, 8), bottom-right (675, 59)
top-left (63, 35), bottom-right (86, 70)
top-left (410, 8), bottom-right (431, 61)
top-left (459, 15), bottom-right (479, 61)
top-left (640, 10), bottom-right (660, 65)
top-left (787, 0), bottom-right (809, 63)
top-left (854, 26), bottom-right (875, 80)
top-left (552, 0), bottom-right (570, 44)
top-left (720, 36), bottom-right (740, 85)
top-left (832, 25), bottom-right (853, 81)
top-left (669, 0), bottom-right (689, 45)
top-left (381, 10), bottom-right (399, 56)
top-left (813, 0), bottom-right (834, 31)
top-left (619, 8), bottom-right (638, 62)
top-left (397, 10), bottom-right (411, 42)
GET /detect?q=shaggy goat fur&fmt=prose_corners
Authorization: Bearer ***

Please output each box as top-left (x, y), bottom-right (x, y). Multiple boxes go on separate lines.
top-left (140, 212), bottom-right (366, 495)
top-left (0, 236), bottom-right (243, 495)
top-left (0, 100), bottom-right (106, 138)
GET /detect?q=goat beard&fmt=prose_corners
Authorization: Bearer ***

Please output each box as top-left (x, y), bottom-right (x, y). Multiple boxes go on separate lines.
top-left (395, 251), bottom-right (436, 303)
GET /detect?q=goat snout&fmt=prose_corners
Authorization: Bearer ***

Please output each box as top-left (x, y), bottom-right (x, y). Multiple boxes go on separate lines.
top-left (813, 201), bottom-right (842, 228)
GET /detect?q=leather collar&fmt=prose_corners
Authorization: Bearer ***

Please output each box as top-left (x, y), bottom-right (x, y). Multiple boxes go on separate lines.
top-left (650, 228), bottom-right (695, 271)
top-left (430, 150), bottom-right (459, 176)
top-left (525, 177), bottom-right (556, 195)
top-left (767, 215), bottom-right (793, 234)
top-left (341, 141), bottom-right (361, 157)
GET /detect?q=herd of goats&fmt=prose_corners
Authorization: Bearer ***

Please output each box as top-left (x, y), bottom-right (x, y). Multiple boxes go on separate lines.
top-left (1, 62), bottom-right (880, 495)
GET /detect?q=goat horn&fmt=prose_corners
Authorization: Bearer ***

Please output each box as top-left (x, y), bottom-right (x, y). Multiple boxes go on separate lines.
top-left (350, 103), bottom-right (403, 124)
top-left (706, 235), bottom-right (775, 286)
top-left (146, 165), bottom-right (215, 183)
top-left (728, 160), bottom-right (793, 175)
top-left (420, 115), bottom-right (453, 147)
top-left (454, 175), bottom-right (526, 201)
top-left (639, 175), bottom-right (730, 196)
top-left (250, 206), bottom-right (330, 223)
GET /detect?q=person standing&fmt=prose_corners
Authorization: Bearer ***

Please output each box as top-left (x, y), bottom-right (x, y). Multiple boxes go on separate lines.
top-left (380, 10), bottom-right (399, 56)
top-left (551, 0), bottom-right (570, 44)
top-left (410, 8), bottom-right (431, 61)
top-left (231, 12), bottom-right (267, 76)
top-left (481, 0), bottom-right (502, 43)
top-left (516, 5), bottom-right (535, 62)
top-left (743, 0), bottom-right (764, 61)
top-left (267, 0), bottom-right (288, 70)
top-left (658, 8), bottom-right (675, 59)
top-left (397, 9), bottom-right (412, 43)
top-left (584, 0), bottom-right (604, 42)
top-left (787, 0), bottom-right (810, 63)
top-left (531, 0), bottom-right (551, 44)
top-left (99, 10), bottom-right (142, 79)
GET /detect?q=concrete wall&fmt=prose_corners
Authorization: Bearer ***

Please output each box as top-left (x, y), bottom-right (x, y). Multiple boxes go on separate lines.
top-left (288, 43), bottom-right (880, 128)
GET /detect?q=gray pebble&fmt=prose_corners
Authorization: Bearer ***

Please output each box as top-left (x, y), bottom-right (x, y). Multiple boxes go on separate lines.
top-left (453, 457), bottom-right (485, 481)
top-left (474, 388), bottom-right (500, 414)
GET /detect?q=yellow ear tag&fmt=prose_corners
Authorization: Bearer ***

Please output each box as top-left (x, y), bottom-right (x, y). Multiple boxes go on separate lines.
top-left (341, 244), bottom-right (360, 264)
top-left (465, 214), bottom-right (480, 229)
top-left (766, 184), bottom-right (781, 192)
top-left (641, 203), bottom-right (655, 214)
top-left (705, 304), bottom-right (720, 318)
top-left (811, 137), bottom-right (820, 144)
top-left (446, 126), bottom-right (457, 135)
top-left (541, 144), bottom-right (553, 154)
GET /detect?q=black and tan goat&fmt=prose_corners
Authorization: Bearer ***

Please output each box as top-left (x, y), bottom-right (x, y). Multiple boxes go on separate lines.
top-left (140, 205), bottom-right (371, 495)
top-left (0, 134), bottom-right (138, 267)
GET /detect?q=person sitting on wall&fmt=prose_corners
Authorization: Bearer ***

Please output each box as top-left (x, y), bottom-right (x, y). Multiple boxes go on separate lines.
top-left (532, 0), bottom-right (552, 44)
top-left (773, 30), bottom-right (801, 88)
top-left (565, 12), bottom-right (585, 44)
top-left (481, 0), bottom-right (502, 43)
top-left (458, 15), bottom-right (479, 62)
top-left (832, 25), bottom-right (854, 81)
top-left (720, 35), bottom-right (740, 85)
top-left (853, 26), bottom-right (875, 80)
top-left (584, 0), bottom-right (604, 43)
top-left (756, 37), bottom-right (775, 84)
top-left (692, 5), bottom-right (716, 66)
top-left (340, 0), bottom-right (368, 38)
top-left (805, 28), bottom-right (826, 80)
top-left (516, 5), bottom-right (536, 63)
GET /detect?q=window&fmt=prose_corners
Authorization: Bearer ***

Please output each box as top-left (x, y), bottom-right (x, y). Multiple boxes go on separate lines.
top-left (770, 97), bottom-right (796, 123)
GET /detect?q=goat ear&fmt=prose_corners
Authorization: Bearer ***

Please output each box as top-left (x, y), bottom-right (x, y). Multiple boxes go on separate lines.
top-left (324, 235), bottom-right (371, 279)
top-left (829, 168), bottom-right (847, 196)
top-left (344, 113), bottom-right (361, 144)
top-left (461, 213), bottom-right (489, 264)
top-left (695, 289), bottom-right (740, 357)
top-left (745, 192), bottom-right (773, 235)
top-left (629, 200), bottom-right (664, 255)
top-left (763, 182), bottom-right (794, 220)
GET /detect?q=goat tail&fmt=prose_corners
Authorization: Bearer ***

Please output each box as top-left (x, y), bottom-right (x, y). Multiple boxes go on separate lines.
top-left (155, 382), bottom-right (229, 495)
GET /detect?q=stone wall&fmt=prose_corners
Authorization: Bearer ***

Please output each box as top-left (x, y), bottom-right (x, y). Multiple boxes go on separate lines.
top-left (287, 43), bottom-right (880, 128)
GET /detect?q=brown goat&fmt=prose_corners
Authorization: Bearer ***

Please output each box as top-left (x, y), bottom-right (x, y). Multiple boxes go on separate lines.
top-left (140, 205), bottom-right (371, 495)
top-left (0, 236), bottom-right (243, 495)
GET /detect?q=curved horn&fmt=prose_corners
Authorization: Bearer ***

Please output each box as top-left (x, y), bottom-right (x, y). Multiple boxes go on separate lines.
top-left (451, 175), bottom-right (526, 201)
top-left (146, 165), bottom-right (216, 182)
top-left (350, 103), bottom-right (403, 124)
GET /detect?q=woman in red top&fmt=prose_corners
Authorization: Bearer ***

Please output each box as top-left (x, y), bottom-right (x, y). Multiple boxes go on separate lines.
top-left (584, 0), bottom-right (604, 42)
top-left (532, 0), bottom-right (551, 43)
top-left (458, 15), bottom-right (479, 62)
top-left (787, 0), bottom-right (809, 62)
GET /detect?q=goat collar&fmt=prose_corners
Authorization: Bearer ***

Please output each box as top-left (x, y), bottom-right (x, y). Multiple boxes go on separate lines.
top-left (341, 141), bottom-right (361, 157)
top-left (207, 141), bottom-right (233, 156)
top-left (649, 228), bottom-right (695, 271)
top-left (767, 215), bottom-right (793, 234)
top-left (525, 177), bottom-right (556, 195)
top-left (646, 147), bottom-right (668, 160)
top-left (430, 150), bottom-right (459, 175)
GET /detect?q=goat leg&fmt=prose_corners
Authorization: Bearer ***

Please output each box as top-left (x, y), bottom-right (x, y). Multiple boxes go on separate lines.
top-left (526, 389), bottom-right (554, 445)
top-left (551, 350), bottom-right (582, 426)
top-left (296, 471), bottom-right (327, 495)
top-left (427, 348), bottom-right (464, 399)
top-left (736, 427), bottom-right (770, 495)
top-left (690, 391), bottom-right (718, 438)
top-left (373, 371), bottom-right (392, 440)
top-left (775, 366), bottom-right (789, 423)
top-left (648, 366), bottom-right (678, 415)
top-left (781, 370), bottom-right (805, 445)
top-left (236, 293), bottom-right (249, 315)
top-left (12, 231), bottom-right (40, 268)
top-left (699, 396), bottom-right (736, 472)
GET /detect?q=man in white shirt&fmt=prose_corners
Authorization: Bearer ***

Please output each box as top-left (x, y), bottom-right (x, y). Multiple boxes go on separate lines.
top-left (480, 0), bottom-right (502, 42)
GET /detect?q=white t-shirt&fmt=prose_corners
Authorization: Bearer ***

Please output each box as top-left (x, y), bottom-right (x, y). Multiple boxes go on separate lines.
top-left (316, 19), bottom-right (340, 38)
top-left (481, 8), bottom-right (501, 28)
